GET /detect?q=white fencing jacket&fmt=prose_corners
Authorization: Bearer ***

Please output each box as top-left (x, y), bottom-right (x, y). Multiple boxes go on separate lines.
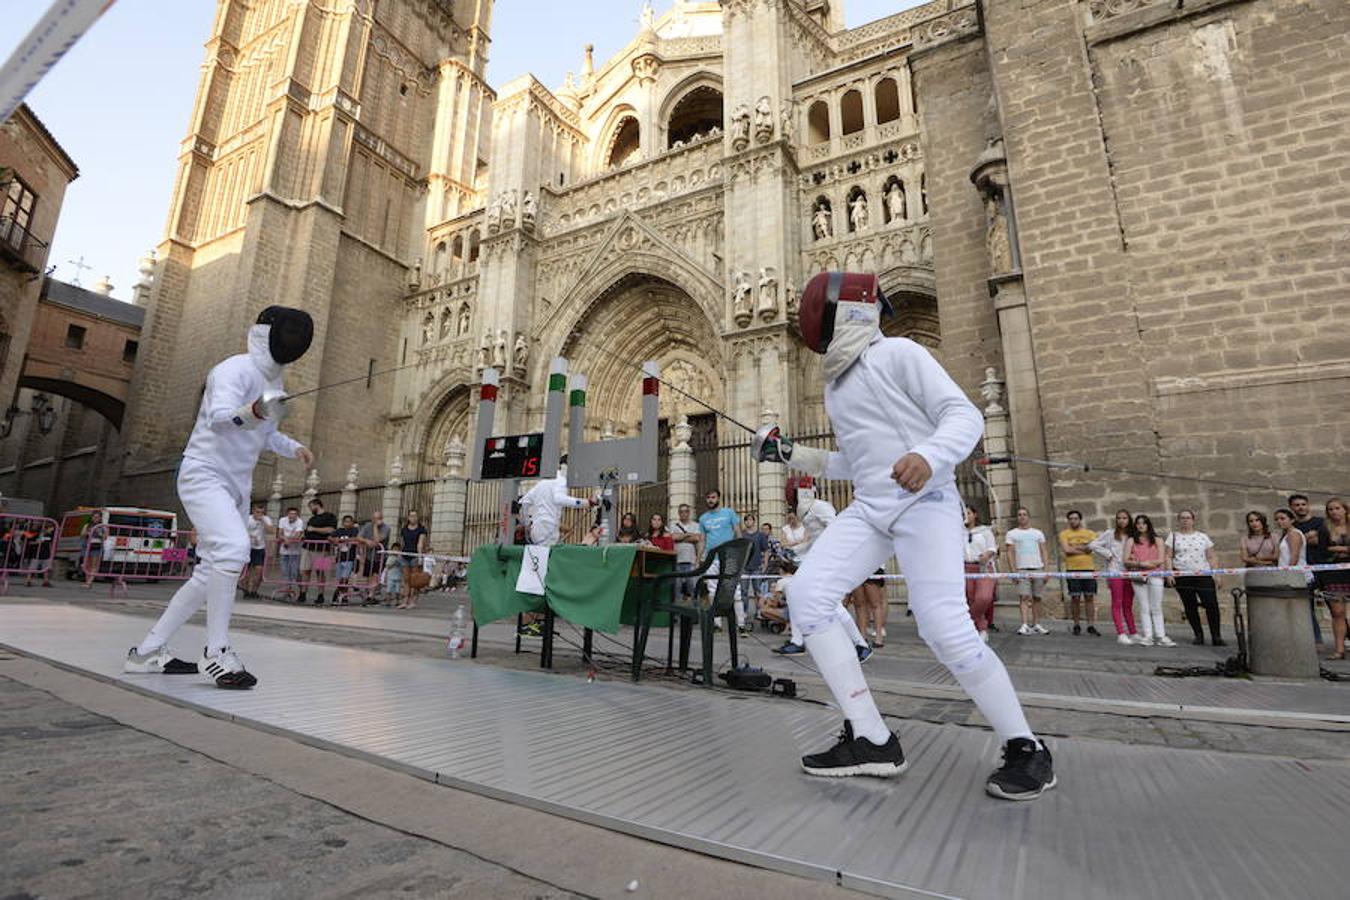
top-left (796, 497), bottom-right (837, 558)
top-left (181, 327), bottom-right (303, 501)
top-left (521, 469), bottom-right (589, 545)
top-left (822, 334), bottom-right (983, 531)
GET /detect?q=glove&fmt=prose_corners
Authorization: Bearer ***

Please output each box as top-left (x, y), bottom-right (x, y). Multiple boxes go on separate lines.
top-left (753, 424), bottom-right (829, 476)
top-left (230, 391), bottom-right (288, 431)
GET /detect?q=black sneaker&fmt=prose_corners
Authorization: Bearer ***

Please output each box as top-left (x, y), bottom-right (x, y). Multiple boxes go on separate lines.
top-left (296, 592), bottom-right (308, 604)
top-left (1192, 636), bottom-right (1206, 646)
top-left (856, 643), bottom-right (874, 664)
top-left (988, 622), bottom-right (1000, 633)
top-left (1072, 624), bottom-right (1082, 636)
top-left (1086, 626), bottom-right (1100, 637)
top-left (773, 641), bottom-right (805, 655)
top-left (801, 722), bottom-right (907, 778)
top-left (199, 647), bottom-right (258, 690)
top-left (986, 738), bottom-right (1056, 801)
top-left (314, 593), bottom-right (326, 606)
top-left (1212, 638), bottom-right (1227, 647)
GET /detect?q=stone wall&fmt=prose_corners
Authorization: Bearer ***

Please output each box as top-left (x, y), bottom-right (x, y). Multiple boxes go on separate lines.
top-left (982, 0), bottom-right (1349, 556)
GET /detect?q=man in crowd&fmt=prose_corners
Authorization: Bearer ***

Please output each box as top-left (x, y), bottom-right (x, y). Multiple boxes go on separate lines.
top-left (741, 512), bottom-right (769, 631)
top-left (277, 506), bottom-right (306, 598)
top-left (1290, 493), bottom-right (1325, 646)
top-left (358, 509), bottom-right (392, 606)
top-left (300, 498), bottom-right (337, 605)
top-left (1005, 507), bottom-right (1049, 635)
top-left (242, 504), bottom-right (272, 599)
top-left (1059, 510), bottom-right (1100, 636)
top-left (698, 489), bottom-right (742, 631)
top-left (670, 503), bottom-right (702, 601)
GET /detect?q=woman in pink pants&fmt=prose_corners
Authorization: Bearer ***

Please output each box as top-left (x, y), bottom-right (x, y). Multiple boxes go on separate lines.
top-left (1090, 509), bottom-right (1138, 644)
top-left (964, 506), bottom-right (998, 640)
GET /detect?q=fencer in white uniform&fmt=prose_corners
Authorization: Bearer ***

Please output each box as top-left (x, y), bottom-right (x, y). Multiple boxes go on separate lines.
top-left (123, 307), bottom-right (314, 688)
top-left (519, 456), bottom-right (595, 546)
top-left (777, 480), bottom-right (871, 658)
top-left (754, 271), bottom-right (1055, 800)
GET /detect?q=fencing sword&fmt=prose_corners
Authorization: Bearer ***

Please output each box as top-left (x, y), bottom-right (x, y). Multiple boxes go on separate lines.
top-left (980, 454), bottom-right (1350, 498)
top-left (0, 0), bottom-right (118, 123)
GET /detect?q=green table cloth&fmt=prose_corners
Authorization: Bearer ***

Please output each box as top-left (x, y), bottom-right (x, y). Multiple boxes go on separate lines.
top-left (468, 544), bottom-right (672, 633)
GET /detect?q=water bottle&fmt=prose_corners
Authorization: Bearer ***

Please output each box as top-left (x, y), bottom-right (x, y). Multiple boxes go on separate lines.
top-left (447, 601), bottom-right (466, 658)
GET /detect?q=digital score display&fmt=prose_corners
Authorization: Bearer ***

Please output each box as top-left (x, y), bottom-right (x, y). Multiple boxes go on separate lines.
top-left (479, 432), bottom-right (545, 480)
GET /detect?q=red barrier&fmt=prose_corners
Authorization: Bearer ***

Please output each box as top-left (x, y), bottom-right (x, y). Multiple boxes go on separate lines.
top-left (0, 513), bottom-right (61, 593)
top-left (260, 537), bottom-right (377, 604)
top-left (80, 522), bottom-right (196, 597)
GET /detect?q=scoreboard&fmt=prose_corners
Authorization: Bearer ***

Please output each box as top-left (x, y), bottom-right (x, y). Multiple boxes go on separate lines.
top-left (479, 432), bottom-right (545, 480)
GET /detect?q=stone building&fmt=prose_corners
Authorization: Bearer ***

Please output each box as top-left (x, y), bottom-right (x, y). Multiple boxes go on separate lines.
top-left (0, 105), bottom-right (80, 478)
top-left (118, 0), bottom-right (1349, 560)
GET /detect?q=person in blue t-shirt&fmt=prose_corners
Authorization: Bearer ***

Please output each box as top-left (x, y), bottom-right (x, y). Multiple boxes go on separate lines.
top-left (698, 490), bottom-right (746, 632)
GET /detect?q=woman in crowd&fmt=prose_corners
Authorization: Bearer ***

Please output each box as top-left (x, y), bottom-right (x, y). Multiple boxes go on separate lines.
top-left (963, 505), bottom-right (998, 642)
top-left (1090, 509), bottom-right (1138, 645)
top-left (1165, 509), bottom-right (1224, 646)
top-left (1123, 513), bottom-right (1174, 647)
top-left (1273, 507), bottom-right (1306, 580)
top-left (1314, 498), bottom-right (1349, 659)
top-left (615, 512), bottom-right (641, 544)
top-left (643, 512), bottom-right (674, 551)
top-left (1240, 511), bottom-right (1279, 569)
top-left (396, 510), bottom-right (428, 609)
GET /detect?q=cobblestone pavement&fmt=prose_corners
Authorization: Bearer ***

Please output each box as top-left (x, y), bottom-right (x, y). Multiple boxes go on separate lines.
top-left (0, 674), bottom-right (583, 900)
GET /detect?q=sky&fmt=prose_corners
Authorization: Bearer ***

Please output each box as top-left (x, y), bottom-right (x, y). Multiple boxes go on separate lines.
top-left (4, 0), bottom-right (925, 302)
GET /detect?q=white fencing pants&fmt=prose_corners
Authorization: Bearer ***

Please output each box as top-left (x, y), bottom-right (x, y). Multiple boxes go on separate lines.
top-left (786, 490), bottom-right (1034, 742)
top-left (138, 460), bottom-right (251, 657)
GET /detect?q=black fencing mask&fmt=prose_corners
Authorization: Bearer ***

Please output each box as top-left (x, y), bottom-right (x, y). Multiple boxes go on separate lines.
top-left (256, 306), bottom-right (313, 365)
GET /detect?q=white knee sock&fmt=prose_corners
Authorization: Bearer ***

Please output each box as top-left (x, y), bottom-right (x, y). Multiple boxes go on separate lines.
top-left (205, 567), bottom-right (242, 656)
top-left (947, 645), bottom-right (1035, 742)
top-left (839, 606), bottom-right (867, 647)
top-left (138, 573), bottom-right (208, 654)
top-left (803, 619), bottom-right (890, 744)
top-left (790, 621), bottom-right (804, 645)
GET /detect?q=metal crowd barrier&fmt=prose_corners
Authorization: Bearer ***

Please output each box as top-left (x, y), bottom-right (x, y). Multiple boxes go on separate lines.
top-left (0, 513), bottom-right (60, 594)
top-left (260, 537), bottom-right (376, 604)
top-left (376, 549), bottom-right (470, 595)
top-left (79, 522), bottom-right (196, 597)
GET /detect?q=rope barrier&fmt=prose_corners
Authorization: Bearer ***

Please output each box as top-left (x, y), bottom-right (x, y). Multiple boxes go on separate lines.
top-left (736, 562), bottom-right (1350, 583)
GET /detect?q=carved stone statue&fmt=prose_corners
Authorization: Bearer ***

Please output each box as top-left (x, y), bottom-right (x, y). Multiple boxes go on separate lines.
top-left (639, 1), bottom-right (655, 31)
top-left (753, 95), bottom-right (774, 143)
top-left (493, 329), bottom-right (508, 369)
top-left (521, 191), bottom-right (537, 231)
top-left (985, 192), bottom-right (1013, 274)
top-left (438, 307), bottom-right (452, 340)
top-left (457, 303), bottom-right (471, 335)
top-left (480, 330), bottom-right (493, 368)
top-left (486, 194), bottom-right (502, 234)
top-left (979, 367), bottom-right (1006, 416)
top-left (785, 277), bottom-right (799, 325)
top-left (421, 312), bottom-right (435, 346)
top-left (886, 180), bottom-right (907, 223)
top-left (756, 267), bottom-right (779, 322)
top-left (849, 193), bottom-right (870, 231)
top-left (779, 99), bottom-right (795, 139)
top-left (732, 270), bottom-right (753, 327)
top-left (512, 332), bottom-right (529, 373)
top-left (730, 104), bottom-right (750, 151)
top-left (500, 189), bottom-right (517, 229)
top-left (812, 201), bottom-right (833, 240)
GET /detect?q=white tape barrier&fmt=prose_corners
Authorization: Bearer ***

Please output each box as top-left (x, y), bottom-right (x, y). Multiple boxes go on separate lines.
top-left (0, 0), bottom-right (116, 124)
top-left (739, 563), bottom-right (1350, 583)
top-left (380, 550), bottom-right (470, 565)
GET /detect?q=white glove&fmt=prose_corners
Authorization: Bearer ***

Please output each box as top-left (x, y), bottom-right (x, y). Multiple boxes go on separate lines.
top-left (752, 423), bottom-right (828, 476)
top-left (230, 391), bottom-right (288, 431)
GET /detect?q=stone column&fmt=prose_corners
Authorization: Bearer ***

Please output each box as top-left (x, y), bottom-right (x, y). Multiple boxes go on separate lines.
top-left (432, 439), bottom-right (468, 556)
top-left (267, 472), bottom-right (283, 521)
top-left (971, 138), bottom-right (1052, 527)
top-left (338, 464), bottom-right (358, 520)
top-left (382, 455), bottom-right (404, 526)
top-left (756, 408), bottom-right (786, 529)
top-left (978, 368), bottom-right (1015, 534)
top-left (667, 416), bottom-right (695, 522)
top-left (302, 469), bottom-right (320, 506)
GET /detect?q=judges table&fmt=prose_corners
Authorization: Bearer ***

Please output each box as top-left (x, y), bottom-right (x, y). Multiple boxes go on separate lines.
top-left (467, 544), bottom-right (674, 675)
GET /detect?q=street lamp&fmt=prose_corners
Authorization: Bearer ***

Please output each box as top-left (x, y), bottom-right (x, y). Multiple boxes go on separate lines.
top-left (0, 394), bottom-right (57, 438)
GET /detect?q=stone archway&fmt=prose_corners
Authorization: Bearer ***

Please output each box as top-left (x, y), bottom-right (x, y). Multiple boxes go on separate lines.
top-left (879, 265), bottom-right (940, 349)
top-left (557, 272), bottom-right (724, 438)
top-left (407, 378), bottom-right (473, 479)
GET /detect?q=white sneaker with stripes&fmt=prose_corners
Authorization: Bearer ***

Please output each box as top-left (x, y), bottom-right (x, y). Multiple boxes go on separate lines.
top-left (199, 647), bottom-right (258, 690)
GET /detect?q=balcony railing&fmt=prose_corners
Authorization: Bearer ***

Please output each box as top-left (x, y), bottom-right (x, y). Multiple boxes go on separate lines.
top-left (0, 215), bottom-right (48, 274)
